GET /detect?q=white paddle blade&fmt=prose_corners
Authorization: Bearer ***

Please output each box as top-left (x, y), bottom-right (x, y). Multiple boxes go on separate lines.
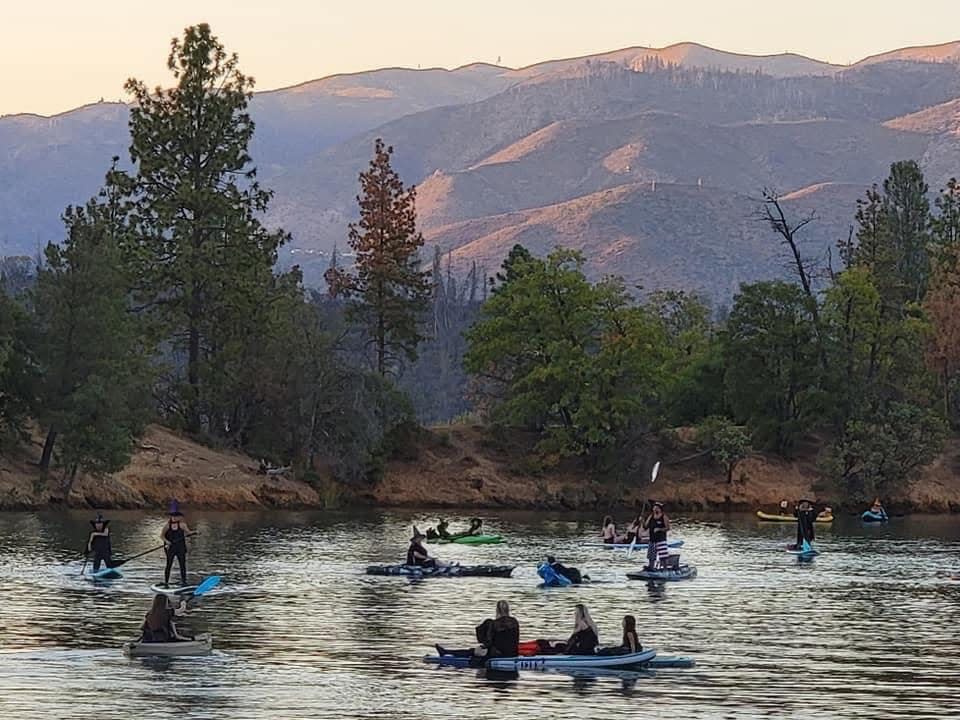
top-left (651, 461), bottom-right (661, 483)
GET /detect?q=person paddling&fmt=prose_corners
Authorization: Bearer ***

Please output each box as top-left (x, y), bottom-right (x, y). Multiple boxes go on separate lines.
top-left (406, 528), bottom-right (437, 568)
top-left (140, 594), bottom-right (192, 643)
top-left (642, 503), bottom-right (671, 570)
top-left (435, 600), bottom-right (520, 663)
top-left (87, 513), bottom-right (113, 572)
top-left (161, 500), bottom-right (191, 587)
top-left (545, 555), bottom-right (585, 584)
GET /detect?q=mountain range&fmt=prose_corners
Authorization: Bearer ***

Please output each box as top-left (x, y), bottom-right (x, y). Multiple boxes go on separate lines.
top-left (3, 40), bottom-right (960, 298)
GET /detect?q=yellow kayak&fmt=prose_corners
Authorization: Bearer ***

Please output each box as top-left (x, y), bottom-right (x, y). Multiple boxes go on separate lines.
top-left (756, 510), bottom-right (834, 524)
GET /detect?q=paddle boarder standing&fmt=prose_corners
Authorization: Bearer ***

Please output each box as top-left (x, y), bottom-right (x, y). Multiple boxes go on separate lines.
top-left (161, 500), bottom-right (191, 587)
top-left (795, 499), bottom-right (817, 550)
top-left (87, 513), bottom-right (113, 572)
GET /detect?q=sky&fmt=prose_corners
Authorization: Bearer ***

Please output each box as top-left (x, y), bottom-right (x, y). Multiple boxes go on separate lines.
top-left (2, 0), bottom-right (959, 116)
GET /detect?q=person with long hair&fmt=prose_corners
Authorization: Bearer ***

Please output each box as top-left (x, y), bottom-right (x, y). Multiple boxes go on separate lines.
top-left (435, 600), bottom-right (520, 662)
top-left (406, 527), bottom-right (436, 568)
top-left (559, 603), bottom-right (599, 655)
top-left (598, 614), bottom-right (643, 656)
top-left (601, 515), bottom-right (618, 544)
top-left (140, 594), bottom-right (192, 643)
top-left (161, 500), bottom-right (191, 587)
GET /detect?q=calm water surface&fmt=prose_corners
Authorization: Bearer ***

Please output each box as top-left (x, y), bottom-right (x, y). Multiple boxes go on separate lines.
top-left (0, 510), bottom-right (958, 719)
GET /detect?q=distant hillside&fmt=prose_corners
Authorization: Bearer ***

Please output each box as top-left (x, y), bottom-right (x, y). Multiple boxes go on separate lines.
top-left (3, 39), bottom-right (960, 298)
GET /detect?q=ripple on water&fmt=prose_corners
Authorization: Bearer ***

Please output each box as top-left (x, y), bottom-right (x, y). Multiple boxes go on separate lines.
top-left (0, 510), bottom-right (958, 719)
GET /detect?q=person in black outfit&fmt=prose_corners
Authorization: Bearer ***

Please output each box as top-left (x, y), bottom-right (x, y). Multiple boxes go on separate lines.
top-left (87, 514), bottom-right (112, 572)
top-left (545, 555), bottom-right (584, 584)
top-left (436, 600), bottom-right (520, 663)
top-left (406, 528), bottom-right (437, 568)
top-left (795, 499), bottom-right (817, 549)
top-left (161, 500), bottom-right (191, 587)
top-left (642, 503), bottom-right (670, 570)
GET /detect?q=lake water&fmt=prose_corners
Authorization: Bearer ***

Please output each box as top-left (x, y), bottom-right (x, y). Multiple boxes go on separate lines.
top-left (0, 510), bottom-right (958, 719)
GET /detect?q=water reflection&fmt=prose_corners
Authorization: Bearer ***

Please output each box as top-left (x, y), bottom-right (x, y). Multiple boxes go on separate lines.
top-left (0, 510), bottom-right (957, 719)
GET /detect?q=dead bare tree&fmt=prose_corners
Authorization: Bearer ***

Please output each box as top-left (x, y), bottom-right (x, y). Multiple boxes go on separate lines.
top-left (760, 189), bottom-right (830, 371)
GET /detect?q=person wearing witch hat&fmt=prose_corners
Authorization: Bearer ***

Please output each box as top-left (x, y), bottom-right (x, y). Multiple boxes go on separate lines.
top-left (406, 527), bottom-right (437, 568)
top-left (160, 500), bottom-right (191, 587)
top-left (87, 513), bottom-right (113, 572)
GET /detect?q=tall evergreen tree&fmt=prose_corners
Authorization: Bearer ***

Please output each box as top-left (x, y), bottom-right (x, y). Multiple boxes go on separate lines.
top-left (326, 138), bottom-right (430, 377)
top-left (32, 191), bottom-right (152, 487)
top-left (119, 24), bottom-right (287, 434)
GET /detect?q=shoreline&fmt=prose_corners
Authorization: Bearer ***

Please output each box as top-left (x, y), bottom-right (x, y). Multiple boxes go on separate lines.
top-left (2, 424), bottom-right (959, 514)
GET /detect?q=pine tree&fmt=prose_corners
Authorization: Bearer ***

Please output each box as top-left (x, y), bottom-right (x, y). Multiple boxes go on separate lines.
top-left (32, 189), bottom-right (152, 488)
top-left (326, 138), bottom-right (430, 377)
top-left (119, 24), bottom-right (287, 434)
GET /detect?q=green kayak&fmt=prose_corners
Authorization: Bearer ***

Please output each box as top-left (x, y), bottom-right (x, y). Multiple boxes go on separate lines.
top-left (433, 534), bottom-right (505, 545)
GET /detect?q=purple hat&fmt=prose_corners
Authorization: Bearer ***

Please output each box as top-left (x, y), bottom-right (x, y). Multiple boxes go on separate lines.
top-left (168, 499), bottom-right (182, 516)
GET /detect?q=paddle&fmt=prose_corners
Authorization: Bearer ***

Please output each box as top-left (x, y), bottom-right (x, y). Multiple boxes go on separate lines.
top-left (80, 547), bottom-right (90, 576)
top-left (190, 575), bottom-right (221, 598)
top-left (111, 532), bottom-right (197, 569)
top-left (628, 461), bottom-right (660, 561)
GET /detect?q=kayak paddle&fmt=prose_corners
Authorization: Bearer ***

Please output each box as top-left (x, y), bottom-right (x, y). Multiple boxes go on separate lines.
top-left (191, 575), bottom-right (221, 598)
top-left (628, 461), bottom-right (660, 560)
top-left (111, 532), bottom-right (197, 568)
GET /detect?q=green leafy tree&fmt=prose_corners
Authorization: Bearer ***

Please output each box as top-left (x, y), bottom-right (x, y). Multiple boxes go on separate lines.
top-left (465, 248), bottom-right (668, 462)
top-left (32, 194), bottom-right (152, 489)
top-left (723, 281), bottom-right (820, 454)
top-left (696, 416), bottom-right (751, 484)
top-left (119, 24), bottom-right (287, 434)
top-left (819, 402), bottom-right (946, 503)
top-left (326, 138), bottom-right (430, 377)
top-left (0, 289), bottom-right (34, 447)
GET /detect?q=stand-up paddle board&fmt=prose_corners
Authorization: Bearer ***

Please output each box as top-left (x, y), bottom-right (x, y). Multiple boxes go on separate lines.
top-left (150, 583), bottom-right (198, 596)
top-left (90, 567), bottom-right (123, 580)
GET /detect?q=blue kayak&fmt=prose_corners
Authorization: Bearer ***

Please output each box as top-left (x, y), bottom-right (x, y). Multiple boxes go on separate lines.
top-left (537, 563), bottom-right (572, 587)
top-left (89, 567), bottom-right (123, 580)
top-left (861, 510), bottom-right (888, 523)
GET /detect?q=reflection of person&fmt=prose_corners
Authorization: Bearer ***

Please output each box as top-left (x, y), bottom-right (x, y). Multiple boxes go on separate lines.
top-left (87, 514), bottom-right (112, 572)
top-left (435, 600), bottom-right (520, 661)
top-left (161, 500), bottom-right (191, 587)
top-left (140, 594), bottom-right (191, 643)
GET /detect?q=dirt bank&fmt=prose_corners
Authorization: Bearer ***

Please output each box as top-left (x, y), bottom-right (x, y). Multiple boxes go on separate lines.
top-left (2, 424), bottom-right (959, 513)
top-left (0, 425), bottom-right (322, 510)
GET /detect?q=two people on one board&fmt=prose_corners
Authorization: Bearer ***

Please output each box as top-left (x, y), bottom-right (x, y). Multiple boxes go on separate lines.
top-left (435, 602), bottom-right (642, 664)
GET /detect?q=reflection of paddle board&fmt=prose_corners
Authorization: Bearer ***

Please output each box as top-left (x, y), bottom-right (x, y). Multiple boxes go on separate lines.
top-left (149, 584), bottom-right (198, 596)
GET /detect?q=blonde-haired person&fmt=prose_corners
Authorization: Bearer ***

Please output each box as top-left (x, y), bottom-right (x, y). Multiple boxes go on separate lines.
top-left (560, 603), bottom-right (599, 655)
top-left (435, 600), bottom-right (520, 662)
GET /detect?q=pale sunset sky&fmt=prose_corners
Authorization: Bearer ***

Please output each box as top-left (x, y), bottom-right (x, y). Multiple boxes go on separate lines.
top-left (2, 0), bottom-right (958, 116)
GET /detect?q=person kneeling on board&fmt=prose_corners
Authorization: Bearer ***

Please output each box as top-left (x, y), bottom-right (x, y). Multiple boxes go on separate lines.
top-left (87, 513), bottom-right (113, 572)
top-left (140, 594), bottom-right (193, 643)
top-left (435, 600), bottom-right (520, 665)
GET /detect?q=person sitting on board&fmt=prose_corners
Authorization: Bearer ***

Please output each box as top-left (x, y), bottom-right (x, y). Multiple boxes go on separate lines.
top-left (161, 500), bottom-right (191, 587)
top-left (553, 603), bottom-right (599, 655)
top-left (87, 513), bottom-right (113, 572)
top-left (601, 515), bottom-right (622, 544)
top-left (435, 600), bottom-right (520, 664)
top-left (425, 519), bottom-right (451, 541)
top-left (545, 555), bottom-right (585, 584)
top-left (406, 528), bottom-right (437, 568)
top-left (458, 517), bottom-right (483, 537)
top-left (140, 594), bottom-right (193, 643)
top-left (778, 499), bottom-right (791, 516)
top-left (869, 499), bottom-right (888, 519)
top-left (792, 499), bottom-right (818, 551)
top-left (597, 615), bottom-right (643, 656)
top-left (642, 503), bottom-right (671, 570)
top-left (818, 506), bottom-right (834, 521)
